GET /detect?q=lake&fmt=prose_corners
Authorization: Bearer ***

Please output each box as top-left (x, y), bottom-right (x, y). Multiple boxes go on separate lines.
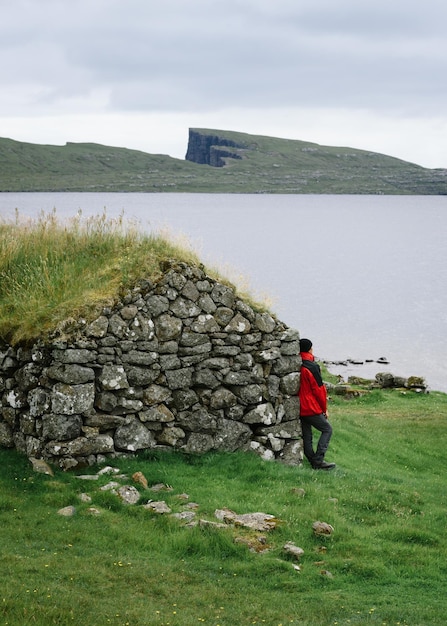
top-left (1, 192), bottom-right (447, 393)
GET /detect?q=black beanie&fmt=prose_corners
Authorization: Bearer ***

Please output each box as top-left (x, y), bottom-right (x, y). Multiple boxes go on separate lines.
top-left (299, 338), bottom-right (313, 353)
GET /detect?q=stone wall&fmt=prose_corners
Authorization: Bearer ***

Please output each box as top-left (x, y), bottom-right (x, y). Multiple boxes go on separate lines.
top-left (0, 261), bottom-right (303, 470)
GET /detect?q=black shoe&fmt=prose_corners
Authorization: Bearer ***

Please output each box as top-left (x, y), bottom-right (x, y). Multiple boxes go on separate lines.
top-left (312, 461), bottom-right (336, 470)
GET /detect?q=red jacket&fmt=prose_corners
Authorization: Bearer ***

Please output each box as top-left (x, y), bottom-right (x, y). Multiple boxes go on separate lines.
top-left (299, 352), bottom-right (327, 416)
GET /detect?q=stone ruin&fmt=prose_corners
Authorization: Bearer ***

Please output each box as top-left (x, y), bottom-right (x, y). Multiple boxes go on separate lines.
top-left (0, 261), bottom-right (303, 470)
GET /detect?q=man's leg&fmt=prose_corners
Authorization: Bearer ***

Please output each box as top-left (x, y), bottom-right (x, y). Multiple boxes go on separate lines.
top-left (299, 417), bottom-right (315, 465)
top-left (302, 413), bottom-right (333, 466)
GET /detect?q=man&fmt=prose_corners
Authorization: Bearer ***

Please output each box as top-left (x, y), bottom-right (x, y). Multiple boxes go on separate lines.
top-left (298, 338), bottom-right (336, 470)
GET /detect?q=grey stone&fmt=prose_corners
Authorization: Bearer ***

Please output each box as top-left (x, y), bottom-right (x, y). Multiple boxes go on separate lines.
top-left (14, 363), bottom-right (40, 391)
top-left (255, 312), bottom-right (276, 333)
top-left (145, 295), bottom-right (170, 316)
top-left (127, 315), bottom-right (155, 341)
top-left (171, 389), bottom-right (199, 411)
top-left (28, 388), bottom-right (51, 417)
top-left (198, 293), bottom-right (217, 313)
top-left (115, 419), bottom-right (154, 451)
top-left (231, 384), bottom-right (264, 404)
top-left (280, 372), bottom-right (300, 395)
top-left (84, 413), bottom-right (127, 430)
top-left (0, 421), bottom-right (14, 447)
top-left (243, 403), bottom-right (277, 425)
top-left (214, 418), bottom-right (252, 451)
top-left (154, 313), bottom-right (182, 341)
top-left (42, 414), bottom-right (83, 441)
top-left (86, 316), bottom-right (109, 338)
top-left (272, 356), bottom-right (301, 376)
top-left (182, 280), bottom-right (200, 302)
top-left (142, 384), bottom-right (172, 406)
top-left (190, 314), bottom-right (220, 333)
top-left (223, 371), bottom-right (253, 386)
top-left (52, 349), bottom-right (96, 364)
top-left (165, 367), bottom-right (193, 390)
top-left (120, 305), bottom-right (138, 320)
top-left (177, 407), bottom-right (217, 433)
top-left (108, 314), bottom-right (128, 338)
top-left (193, 369), bottom-right (220, 389)
top-left (224, 313), bottom-right (251, 334)
top-left (282, 396), bottom-right (301, 421)
top-left (126, 365), bottom-right (160, 387)
top-left (157, 426), bottom-right (185, 446)
top-left (210, 388), bottom-right (238, 410)
top-left (51, 383), bottom-right (95, 415)
top-left (257, 347), bottom-right (281, 362)
top-left (117, 485), bottom-right (140, 504)
top-left (211, 283), bottom-right (235, 308)
top-left (46, 364), bottom-right (95, 384)
top-left (99, 365), bottom-right (129, 390)
top-left (182, 432), bottom-right (214, 454)
top-left (139, 404), bottom-right (175, 424)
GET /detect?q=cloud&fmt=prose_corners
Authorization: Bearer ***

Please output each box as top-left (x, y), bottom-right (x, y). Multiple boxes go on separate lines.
top-left (0, 0), bottom-right (446, 167)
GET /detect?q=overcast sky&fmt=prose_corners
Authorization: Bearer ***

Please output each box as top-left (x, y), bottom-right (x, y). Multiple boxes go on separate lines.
top-left (1, 0), bottom-right (446, 168)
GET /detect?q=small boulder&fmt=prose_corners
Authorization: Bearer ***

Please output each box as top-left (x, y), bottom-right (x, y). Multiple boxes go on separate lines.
top-left (312, 521), bottom-right (334, 536)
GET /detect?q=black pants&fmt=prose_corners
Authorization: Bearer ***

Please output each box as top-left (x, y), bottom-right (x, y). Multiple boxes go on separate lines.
top-left (300, 413), bottom-right (333, 466)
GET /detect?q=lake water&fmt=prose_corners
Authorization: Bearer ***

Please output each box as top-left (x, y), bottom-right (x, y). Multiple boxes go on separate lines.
top-left (1, 192), bottom-right (447, 393)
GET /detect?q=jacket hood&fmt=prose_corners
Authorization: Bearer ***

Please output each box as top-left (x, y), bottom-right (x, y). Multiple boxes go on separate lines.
top-left (300, 351), bottom-right (314, 361)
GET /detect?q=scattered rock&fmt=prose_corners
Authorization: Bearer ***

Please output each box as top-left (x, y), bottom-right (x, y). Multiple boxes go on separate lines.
top-left (214, 508), bottom-right (281, 531)
top-left (29, 457), bottom-right (54, 476)
top-left (312, 521), bottom-right (334, 536)
top-left (78, 492), bottom-right (92, 503)
top-left (86, 507), bottom-right (102, 515)
top-left (100, 481), bottom-right (120, 492)
top-left (235, 535), bottom-right (270, 553)
top-left (143, 500), bottom-right (172, 514)
top-left (117, 485), bottom-right (140, 505)
top-left (171, 510), bottom-right (196, 522)
top-left (176, 493), bottom-right (190, 500)
top-left (132, 471), bottom-right (148, 489)
top-left (283, 541), bottom-right (304, 560)
top-left (150, 482), bottom-right (173, 492)
top-left (98, 466), bottom-right (121, 476)
top-left (198, 519), bottom-right (227, 529)
top-left (57, 505), bottom-right (76, 517)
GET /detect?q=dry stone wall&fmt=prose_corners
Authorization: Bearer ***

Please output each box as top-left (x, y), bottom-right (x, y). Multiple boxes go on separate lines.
top-left (0, 261), bottom-right (303, 470)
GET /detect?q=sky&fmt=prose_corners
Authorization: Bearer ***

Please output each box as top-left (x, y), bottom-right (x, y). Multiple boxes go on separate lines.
top-left (1, 0), bottom-right (447, 169)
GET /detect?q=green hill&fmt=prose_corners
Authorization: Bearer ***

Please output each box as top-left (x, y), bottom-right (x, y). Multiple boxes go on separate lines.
top-left (0, 128), bottom-right (446, 194)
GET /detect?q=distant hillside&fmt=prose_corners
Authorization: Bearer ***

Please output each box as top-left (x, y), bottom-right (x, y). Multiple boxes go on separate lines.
top-left (0, 129), bottom-right (446, 194)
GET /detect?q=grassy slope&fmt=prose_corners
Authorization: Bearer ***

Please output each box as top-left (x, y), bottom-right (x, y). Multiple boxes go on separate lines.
top-left (1, 388), bottom-right (446, 625)
top-left (1, 131), bottom-right (446, 194)
top-left (0, 212), bottom-right (266, 345)
top-left (1, 205), bottom-right (447, 624)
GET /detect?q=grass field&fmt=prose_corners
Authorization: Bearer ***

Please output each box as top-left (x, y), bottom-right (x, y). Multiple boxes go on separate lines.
top-left (1, 387), bottom-right (446, 625)
top-left (1, 210), bottom-right (446, 625)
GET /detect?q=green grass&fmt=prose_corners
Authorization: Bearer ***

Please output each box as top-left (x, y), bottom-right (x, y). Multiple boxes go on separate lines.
top-left (0, 210), bottom-right (264, 345)
top-left (1, 130), bottom-right (446, 194)
top-left (1, 388), bottom-right (446, 625)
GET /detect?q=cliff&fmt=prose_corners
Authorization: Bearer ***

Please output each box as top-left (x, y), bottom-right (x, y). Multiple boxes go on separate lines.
top-left (185, 130), bottom-right (244, 166)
